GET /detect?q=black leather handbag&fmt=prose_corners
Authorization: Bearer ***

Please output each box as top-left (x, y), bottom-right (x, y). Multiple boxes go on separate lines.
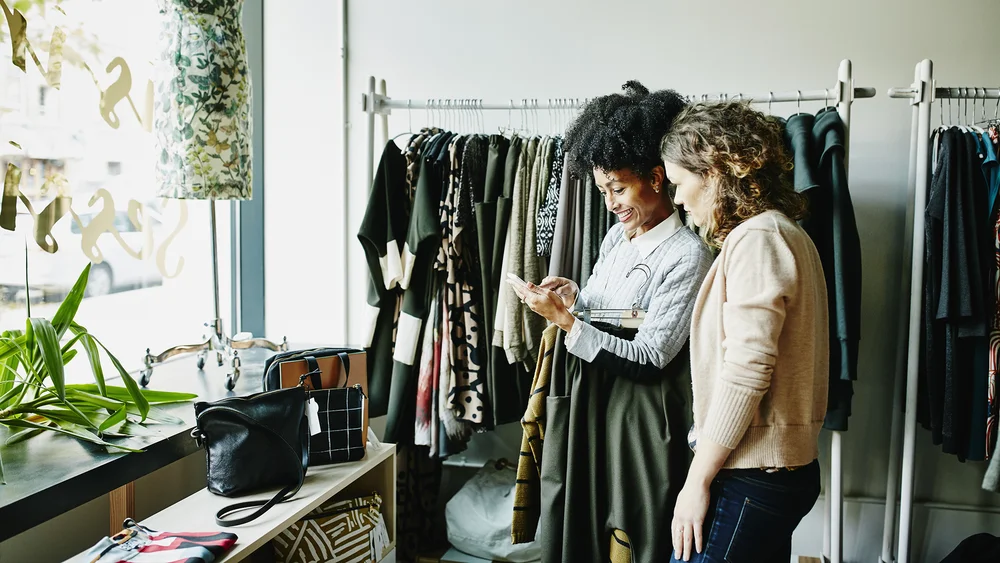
top-left (192, 386), bottom-right (309, 526)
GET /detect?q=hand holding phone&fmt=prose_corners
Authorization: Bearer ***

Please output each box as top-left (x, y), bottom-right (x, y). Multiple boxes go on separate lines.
top-left (506, 273), bottom-right (531, 290)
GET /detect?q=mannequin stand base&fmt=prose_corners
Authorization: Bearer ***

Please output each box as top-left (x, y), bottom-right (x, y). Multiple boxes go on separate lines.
top-left (142, 319), bottom-right (287, 390)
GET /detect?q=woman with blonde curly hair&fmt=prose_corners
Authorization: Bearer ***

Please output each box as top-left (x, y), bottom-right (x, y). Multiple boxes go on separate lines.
top-left (660, 102), bottom-right (829, 562)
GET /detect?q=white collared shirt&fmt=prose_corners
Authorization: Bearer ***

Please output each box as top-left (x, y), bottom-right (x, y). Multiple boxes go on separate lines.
top-left (624, 210), bottom-right (684, 260)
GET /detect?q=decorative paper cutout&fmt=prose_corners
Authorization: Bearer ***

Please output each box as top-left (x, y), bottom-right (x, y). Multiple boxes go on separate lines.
top-left (1, 163), bottom-right (21, 231)
top-left (0, 0), bottom-right (28, 71)
top-left (0, 0), bottom-right (65, 89)
top-left (18, 194), bottom-right (72, 254)
top-left (100, 57), bottom-right (143, 129)
top-left (0, 0), bottom-right (188, 278)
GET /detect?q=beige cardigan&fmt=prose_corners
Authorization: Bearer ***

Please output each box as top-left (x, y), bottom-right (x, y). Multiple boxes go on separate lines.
top-left (690, 210), bottom-right (829, 469)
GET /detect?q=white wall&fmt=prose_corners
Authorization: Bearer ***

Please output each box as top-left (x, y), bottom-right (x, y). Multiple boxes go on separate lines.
top-left (263, 0), bottom-right (1000, 560)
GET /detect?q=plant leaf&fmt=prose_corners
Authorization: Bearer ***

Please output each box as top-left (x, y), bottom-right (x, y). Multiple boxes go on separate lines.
top-left (62, 349), bottom-right (78, 366)
top-left (1, 418), bottom-right (141, 452)
top-left (98, 407), bottom-right (127, 432)
top-left (0, 330), bottom-right (26, 363)
top-left (66, 388), bottom-right (124, 410)
top-left (51, 264), bottom-right (90, 340)
top-left (28, 318), bottom-right (65, 400)
top-left (68, 384), bottom-right (197, 405)
top-left (0, 354), bottom-right (18, 400)
top-left (71, 331), bottom-right (106, 397)
top-left (24, 318), bottom-right (36, 368)
top-left (112, 421), bottom-right (158, 437)
top-left (0, 383), bottom-right (24, 410)
top-left (88, 337), bottom-right (148, 420)
top-left (6, 426), bottom-right (47, 445)
top-left (29, 407), bottom-right (93, 427)
top-left (124, 405), bottom-right (185, 425)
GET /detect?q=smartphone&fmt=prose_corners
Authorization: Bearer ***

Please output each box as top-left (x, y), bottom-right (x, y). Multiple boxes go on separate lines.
top-left (506, 273), bottom-right (530, 290)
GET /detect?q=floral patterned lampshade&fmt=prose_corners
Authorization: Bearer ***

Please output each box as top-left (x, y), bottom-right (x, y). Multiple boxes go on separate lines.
top-left (154, 0), bottom-right (252, 201)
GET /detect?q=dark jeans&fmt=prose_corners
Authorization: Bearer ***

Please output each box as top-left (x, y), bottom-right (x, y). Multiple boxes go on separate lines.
top-left (670, 460), bottom-right (821, 563)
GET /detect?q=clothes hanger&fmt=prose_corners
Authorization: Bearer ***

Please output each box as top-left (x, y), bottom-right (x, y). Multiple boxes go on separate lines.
top-left (572, 264), bottom-right (652, 329)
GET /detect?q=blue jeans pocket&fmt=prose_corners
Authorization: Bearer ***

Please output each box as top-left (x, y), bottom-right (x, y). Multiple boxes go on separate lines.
top-left (723, 498), bottom-right (797, 563)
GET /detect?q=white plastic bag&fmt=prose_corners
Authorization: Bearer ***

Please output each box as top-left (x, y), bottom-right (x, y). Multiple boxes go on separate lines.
top-left (445, 461), bottom-right (541, 562)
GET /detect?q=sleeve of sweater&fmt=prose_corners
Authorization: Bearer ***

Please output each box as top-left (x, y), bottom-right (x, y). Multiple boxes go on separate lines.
top-left (566, 237), bottom-right (712, 381)
top-left (701, 227), bottom-right (796, 449)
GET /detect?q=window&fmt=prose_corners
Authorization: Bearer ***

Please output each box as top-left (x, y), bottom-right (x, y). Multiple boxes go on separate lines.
top-left (0, 0), bottom-right (235, 384)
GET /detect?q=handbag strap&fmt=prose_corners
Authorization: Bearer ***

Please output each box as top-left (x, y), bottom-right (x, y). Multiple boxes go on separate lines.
top-left (336, 352), bottom-right (351, 387)
top-left (304, 356), bottom-right (323, 390)
top-left (201, 406), bottom-right (307, 527)
top-left (300, 352), bottom-right (352, 390)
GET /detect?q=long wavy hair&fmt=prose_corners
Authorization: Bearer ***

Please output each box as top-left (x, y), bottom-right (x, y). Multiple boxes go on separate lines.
top-left (660, 101), bottom-right (807, 247)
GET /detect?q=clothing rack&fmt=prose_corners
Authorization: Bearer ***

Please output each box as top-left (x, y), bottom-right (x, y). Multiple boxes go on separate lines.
top-left (884, 58), bottom-right (1000, 563)
top-left (360, 59), bottom-right (874, 563)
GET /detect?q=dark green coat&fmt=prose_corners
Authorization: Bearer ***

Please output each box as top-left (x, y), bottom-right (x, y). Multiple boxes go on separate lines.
top-left (784, 109), bottom-right (862, 431)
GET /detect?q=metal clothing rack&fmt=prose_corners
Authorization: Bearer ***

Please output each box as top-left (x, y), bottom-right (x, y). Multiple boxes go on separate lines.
top-left (884, 58), bottom-right (1000, 563)
top-left (360, 59), bottom-right (874, 563)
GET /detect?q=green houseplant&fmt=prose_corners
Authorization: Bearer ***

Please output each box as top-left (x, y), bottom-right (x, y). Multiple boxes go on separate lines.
top-left (0, 264), bottom-right (197, 483)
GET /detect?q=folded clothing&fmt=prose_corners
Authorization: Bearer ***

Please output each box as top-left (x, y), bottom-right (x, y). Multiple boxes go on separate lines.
top-left (80, 519), bottom-right (237, 563)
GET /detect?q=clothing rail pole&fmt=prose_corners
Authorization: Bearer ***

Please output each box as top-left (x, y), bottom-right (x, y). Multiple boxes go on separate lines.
top-left (895, 58), bottom-right (934, 563)
top-left (889, 86), bottom-right (1000, 100)
top-left (369, 88), bottom-right (877, 113)
top-left (819, 57), bottom-right (856, 563)
top-left (365, 76), bottom-right (376, 188)
top-left (379, 79), bottom-right (389, 146)
top-left (879, 62), bottom-right (922, 563)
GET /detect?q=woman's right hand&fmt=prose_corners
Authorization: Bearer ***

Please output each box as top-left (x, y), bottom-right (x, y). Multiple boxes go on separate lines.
top-left (539, 276), bottom-right (579, 308)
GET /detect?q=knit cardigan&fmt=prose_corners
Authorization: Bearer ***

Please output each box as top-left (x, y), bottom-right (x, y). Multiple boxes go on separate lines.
top-left (690, 210), bottom-right (830, 469)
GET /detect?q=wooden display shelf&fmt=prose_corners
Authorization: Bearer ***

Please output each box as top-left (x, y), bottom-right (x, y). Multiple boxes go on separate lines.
top-left (68, 442), bottom-right (397, 563)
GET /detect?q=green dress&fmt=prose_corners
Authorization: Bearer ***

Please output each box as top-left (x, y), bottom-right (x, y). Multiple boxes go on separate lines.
top-left (155, 0), bottom-right (252, 199)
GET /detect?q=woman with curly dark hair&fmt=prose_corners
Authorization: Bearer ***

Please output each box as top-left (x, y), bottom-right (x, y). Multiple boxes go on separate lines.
top-left (510, 82), bottom-right (713, 562)
top-left (661, 102), bottom-right (828, 562)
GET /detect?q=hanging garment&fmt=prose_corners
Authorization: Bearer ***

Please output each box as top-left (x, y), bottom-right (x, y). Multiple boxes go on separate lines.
top-left (384, 132), bottom-right (454, 443)
top-left (988, 134), bottom-right (1000, 459)
top-left (522, 137), bottom-right (555, 364)
top-left (512, 324), bottom-right (560, 543)
top-left (549, 165), bottom-right (585, 282)
top-left (986, 447), bottom-right (1000, 492)
top-left (491, 137), bottom-right (523, 353)
top-left (581, 173), bottom-right (599, 288)
top-left (445, 136), bottom-right (489, 424)
top-left (395, 444), bottom-right (447, 561)
top-left (479, 136), bottom-right (532, 427)
top-left (921, 128), bottom-right (991, 461)
top-left (414, 292), bottom-right (440, 446)
top-left (966, 131), bottom-right (992, 462)
top-left (358, 141), bottom-right (410, 417)
top-left (499, 138), bottom-right (539, 363)
top-left (784, 109), bottom-right (863, 431)
top-left (536, 138), bottom-right (564, 256)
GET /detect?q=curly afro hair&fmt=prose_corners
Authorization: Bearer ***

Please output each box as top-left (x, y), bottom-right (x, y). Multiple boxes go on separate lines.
top-left (563, 80), bottom-right (687, 181)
